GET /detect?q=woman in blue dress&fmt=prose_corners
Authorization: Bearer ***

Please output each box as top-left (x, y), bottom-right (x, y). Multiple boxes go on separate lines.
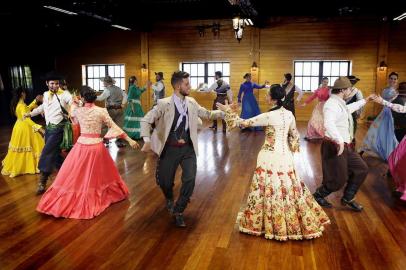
top-left (237, 73), bottom-right (268, 130)
top-left (359, 72), bottom-right (399, 161)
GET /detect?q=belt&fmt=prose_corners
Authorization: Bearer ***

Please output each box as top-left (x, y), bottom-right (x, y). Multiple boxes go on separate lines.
top-left (216, 93), bottom-right (227, 96)
top-left (323, 137), bottom-right (354, 149)
top-left (107, 105), bottom-right (122, 110)
top-left (166, 140), bottom-right (190, 147)
top-left (46, 121), bottom-right (66, 130)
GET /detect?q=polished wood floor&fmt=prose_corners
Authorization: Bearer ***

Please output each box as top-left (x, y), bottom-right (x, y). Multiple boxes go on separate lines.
top-left (0, 122), bottom-right (406, 270)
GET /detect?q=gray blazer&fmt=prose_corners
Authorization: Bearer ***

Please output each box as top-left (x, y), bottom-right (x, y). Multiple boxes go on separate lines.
top-left (141, 96), bottom-right (223, 156)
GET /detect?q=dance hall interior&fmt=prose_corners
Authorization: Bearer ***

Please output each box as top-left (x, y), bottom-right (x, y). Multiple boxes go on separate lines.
top-left (1, 0), bottom-right (406, 269)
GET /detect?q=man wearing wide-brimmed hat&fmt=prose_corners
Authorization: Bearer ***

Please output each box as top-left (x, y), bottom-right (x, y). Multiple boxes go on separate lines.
top-left (149, 72), bottom-right (165, 106)
top-left (313, 76), bottom-right (375, 212)
top-left (345, 75), bottom-right (364, 138)
top-left (97, 75), bottom-right (127, 147)
top-left (24, 71), bottom-right (73, 194)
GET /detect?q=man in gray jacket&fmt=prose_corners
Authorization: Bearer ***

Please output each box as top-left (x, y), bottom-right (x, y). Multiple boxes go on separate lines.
top-left (141, 71), bottom-right (223, 227)
top-left (97, 75), bottom-right (127, 147)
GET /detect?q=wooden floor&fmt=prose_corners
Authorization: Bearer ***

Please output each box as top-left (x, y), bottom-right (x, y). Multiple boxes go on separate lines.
top-left (1, 122), bottom-right (406, 270)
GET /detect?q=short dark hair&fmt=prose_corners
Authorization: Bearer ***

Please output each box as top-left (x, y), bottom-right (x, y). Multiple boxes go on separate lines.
top-left (322, 77), bottom-right (329, 81)
top-left (171, 71), bottom-right (189, 88)
top-left (80, 85), bottom-right (97, 103)
top-left (215, 71), bottom-right (222, 78)
top-left (243, 72), bottom-right (251, 79)
top-left (284, 73), bottom-right (292, 81)
top-left (389, 72), bottom-right (399, 79)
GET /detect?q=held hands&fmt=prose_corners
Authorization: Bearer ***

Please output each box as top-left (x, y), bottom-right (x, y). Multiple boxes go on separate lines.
top-left (23, 113), bottom-right (31, 120)
top-left (128, 139), bottom-right (140, 149)
top-left (216, 100), bottom-right (239, 112)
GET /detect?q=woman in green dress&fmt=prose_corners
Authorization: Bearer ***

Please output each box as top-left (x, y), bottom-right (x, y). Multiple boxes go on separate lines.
top-left (123, 76), bottom-right (147, 139)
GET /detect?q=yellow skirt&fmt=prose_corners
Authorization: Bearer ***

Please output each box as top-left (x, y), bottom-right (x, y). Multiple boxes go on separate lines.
top-left (1, 120), bottom-right (44, 178)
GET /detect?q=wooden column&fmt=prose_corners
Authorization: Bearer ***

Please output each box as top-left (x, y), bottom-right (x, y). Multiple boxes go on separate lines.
top-left (374, 21), bottom-right (389, 115)
top-left (249, 27), bottom-right (263, 110)
top-left (140, 32), bottom-right (150, 111)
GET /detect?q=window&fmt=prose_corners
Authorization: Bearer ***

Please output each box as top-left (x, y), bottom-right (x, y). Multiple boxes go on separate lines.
top-left (294, 61), bottom-right (351, 91)
top-left (181, 62), bottom-right (230, 89)
top-left (9, 65), bottom-right (33, 89)
top-left (82, 64), bottom-right (125, 91)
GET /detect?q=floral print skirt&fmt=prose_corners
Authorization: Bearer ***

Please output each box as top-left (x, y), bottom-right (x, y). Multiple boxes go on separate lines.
top-left (237, 149), bottom-right (330, 241)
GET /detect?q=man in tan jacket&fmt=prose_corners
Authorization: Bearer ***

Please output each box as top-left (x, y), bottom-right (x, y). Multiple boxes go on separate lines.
top-left (141, 71), bottom-right (224, 227)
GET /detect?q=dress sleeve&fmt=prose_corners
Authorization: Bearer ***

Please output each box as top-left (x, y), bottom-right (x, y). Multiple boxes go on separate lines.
top-left (237, 84), bottom-right (244, 103)
top-left (304, 89), bottom-right (318, 104)
top-left (382, 99), bottom-right (406, 113)
top-left (102, 108), bottom-right (127, 139)
top-left (27, 100), bottom-right (38, 111)
top-left (288, 118), bottom-right (300, 153)
top-left (224, 109), bottom-right (269, 130)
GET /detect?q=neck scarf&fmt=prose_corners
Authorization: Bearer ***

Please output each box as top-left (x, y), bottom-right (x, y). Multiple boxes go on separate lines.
top-left (173, 94), bottom-right (189, 131)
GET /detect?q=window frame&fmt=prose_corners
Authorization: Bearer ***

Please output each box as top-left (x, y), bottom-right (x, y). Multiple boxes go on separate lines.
top-left (181, 61), bottom-right (230, 89)
top-left (294, 60), bottom-right (351, 91)
top-left (82, 64), bottom-right (125, 91)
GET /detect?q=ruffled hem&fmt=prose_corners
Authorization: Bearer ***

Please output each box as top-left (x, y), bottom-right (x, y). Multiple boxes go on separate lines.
top-left (37, 181), bottom-right (129, 219)
top-left (238, 221), bottom-right (330, 241)
top-left (1, 168), bottom-right (40, 178)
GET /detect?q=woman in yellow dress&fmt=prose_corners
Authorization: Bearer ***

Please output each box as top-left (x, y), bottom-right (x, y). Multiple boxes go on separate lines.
top-left (1, 87), bottom-right (45, 177)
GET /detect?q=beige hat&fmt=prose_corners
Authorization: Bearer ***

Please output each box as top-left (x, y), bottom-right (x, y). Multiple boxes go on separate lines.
top-left (100, 75), bottom-right (116, 84)
top-left (333, 76), bottom-right (352, 90)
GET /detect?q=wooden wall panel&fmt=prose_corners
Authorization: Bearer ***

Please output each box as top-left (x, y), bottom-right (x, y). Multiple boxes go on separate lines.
top-left (259, 18), bottom-right (380, 121)
top-left (388, 22), bottom-right (406, 83)
top-left (56, 30), bottom-right (142, 108)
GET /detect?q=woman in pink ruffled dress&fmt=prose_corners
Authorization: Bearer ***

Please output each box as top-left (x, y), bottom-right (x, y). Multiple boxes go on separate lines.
top-left (301, 77), bottom-right (330, 140)
top-left (37, 86), bottom-right (139, 219)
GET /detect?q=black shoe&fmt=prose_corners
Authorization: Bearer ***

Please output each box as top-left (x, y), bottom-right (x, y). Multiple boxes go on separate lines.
top-left (36, 172), bottom-right (49, 195)
top-left (174, 213), bottom-right (186, 227)
top-left (166, 199), bottom-right (174, 215)
top-left (313, 192), bottom-right (333, 208)
top-left (209, 125), bottom-right (217, 129)
top-left (341, 198), bottom-right (363, 212)
top-left (222, 128), bottom-right (226, 133)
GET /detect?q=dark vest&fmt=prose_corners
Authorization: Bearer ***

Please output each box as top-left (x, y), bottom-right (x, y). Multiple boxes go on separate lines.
top-left (392, 95), bottom-right (406, 130)
top-left (282, 83), bottom-right (296, 116)
top-left (166, 104), bottom-right (191, 145)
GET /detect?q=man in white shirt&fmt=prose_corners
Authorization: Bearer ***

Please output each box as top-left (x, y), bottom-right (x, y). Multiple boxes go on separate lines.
top-left (150, 71), bottom-right (165, 106)
top-left (24, 72), bottom-right (73, 194)
top-left (207, 71), bottom-right (232, 132)
top-left (313, 77), bottom-right (375, 212)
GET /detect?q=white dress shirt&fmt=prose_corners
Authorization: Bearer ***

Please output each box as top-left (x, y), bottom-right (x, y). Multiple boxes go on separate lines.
top-left (30, 90), bottom-right (73, 125)
top-left (152, 81), bottom-right (165, 102)
top-left (323, 94), bottom-right (366, 144)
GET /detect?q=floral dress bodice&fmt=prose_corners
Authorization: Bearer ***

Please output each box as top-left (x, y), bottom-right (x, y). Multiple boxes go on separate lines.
top-left (72, 103), bottom-right (125, 144)
top-left (225, 107), bottom-right (300, 153)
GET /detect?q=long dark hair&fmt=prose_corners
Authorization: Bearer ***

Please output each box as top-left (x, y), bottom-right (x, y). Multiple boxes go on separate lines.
top-left (10, 87), bottom-right (26, 115)
top-left (269, 84), bottom-right (285, 111)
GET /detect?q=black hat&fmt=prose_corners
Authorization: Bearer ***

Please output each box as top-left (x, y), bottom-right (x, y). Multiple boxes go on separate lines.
top-left (347, 75), bottom-right (360, 85)
top-left (43, 71), bottom-right (64, 81)
top-left (155, 72), bottom-right (164, 79)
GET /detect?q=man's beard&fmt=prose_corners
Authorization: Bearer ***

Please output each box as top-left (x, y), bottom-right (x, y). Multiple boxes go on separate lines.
top-left (180, 90), bottom-right (189, 96)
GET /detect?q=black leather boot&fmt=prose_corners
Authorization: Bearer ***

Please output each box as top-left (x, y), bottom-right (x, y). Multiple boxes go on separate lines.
top-left (166, 199), bottom-right (174, 215)
top-left (174, 213), bottom-right (186, 228)
top-left (342, 183), bottom-right (363, 212)
top-left (313, 186), bottom-right (333, 208)
top-left (36, 172), bottom-right (50, 195)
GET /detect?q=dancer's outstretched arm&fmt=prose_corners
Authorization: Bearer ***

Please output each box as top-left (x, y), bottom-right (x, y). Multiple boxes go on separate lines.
top-left (379, 97), bottom-right (406, 113)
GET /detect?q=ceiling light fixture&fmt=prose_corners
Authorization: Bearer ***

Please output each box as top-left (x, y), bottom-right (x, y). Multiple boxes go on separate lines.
top-left (394, 12), bottom-right (406, 21)
top-left (111, 24), bottom-right (131, 31)
top-left (43, 5), bottom-right (77, 15)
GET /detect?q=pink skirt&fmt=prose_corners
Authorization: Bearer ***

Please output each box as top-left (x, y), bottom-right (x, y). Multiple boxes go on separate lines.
top-left (306, 102), bottom-right (325, 139)
top-left (37, 142), bottom-right (129, 219)
top-left (388, 137), bottom-right (406, 201)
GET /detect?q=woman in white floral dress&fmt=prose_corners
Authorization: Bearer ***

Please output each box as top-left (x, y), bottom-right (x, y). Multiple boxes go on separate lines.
top-left (217, 84), bottom-right (330, 241)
